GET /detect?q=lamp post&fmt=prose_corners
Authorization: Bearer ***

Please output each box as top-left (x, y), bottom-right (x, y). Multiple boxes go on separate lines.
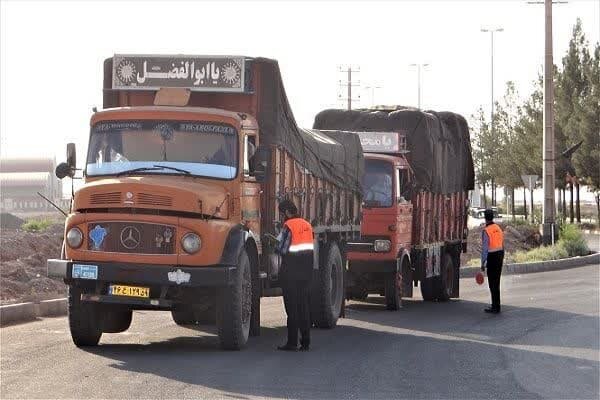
top-left (481, 27), bottom-right (503, 206)
top-left (409, 63), bottom-right (429, 109)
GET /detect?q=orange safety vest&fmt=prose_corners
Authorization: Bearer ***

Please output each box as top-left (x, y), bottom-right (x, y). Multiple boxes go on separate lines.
top-left (284, 217), bottom-right (314, 253)
top-left (484, 223), bottom-right (504, 252)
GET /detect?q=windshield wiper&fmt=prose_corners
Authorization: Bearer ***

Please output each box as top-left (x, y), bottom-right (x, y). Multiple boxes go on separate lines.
top-left (116, 165), bottom-right (191, 177)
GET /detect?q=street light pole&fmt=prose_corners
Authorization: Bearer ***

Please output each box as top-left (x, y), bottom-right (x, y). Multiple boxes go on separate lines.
top-left (409, 63), bottom-right (429, 109)
top-left (481, 27), bottom-right (503, 206)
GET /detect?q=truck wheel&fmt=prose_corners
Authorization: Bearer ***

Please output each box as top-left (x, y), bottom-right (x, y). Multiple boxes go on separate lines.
top-left (101, 309), bottom-right (133, 333)
top-left (68, 285), bottom-right (102, 347)
top-left (384, 268), bottom-right (402, 311)
top-left (249, 264), bottom-right (261, 337)
top-left (436, 253), bottom-right (454, 302)
top-left (311, 243), bottom-right (343, 328)
top-left (420, 278), bottom-right (437, 301)
top-left (216, 250), bottom-right (251, 350)
top-left (401, 258), bottom-right (414, 298)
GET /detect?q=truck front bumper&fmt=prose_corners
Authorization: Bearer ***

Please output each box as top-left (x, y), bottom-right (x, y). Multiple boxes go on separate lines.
top-left (47, 259), bottom-right (237, 288)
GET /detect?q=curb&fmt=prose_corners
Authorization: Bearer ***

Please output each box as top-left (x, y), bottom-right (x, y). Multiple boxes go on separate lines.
top-left (460, 252), bottom-right (600, 278)
top-left (0, 298), bottom-right (67, 327)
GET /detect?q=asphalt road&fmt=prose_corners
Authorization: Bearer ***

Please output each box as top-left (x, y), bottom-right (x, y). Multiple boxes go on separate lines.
top-left (1, 265), bottom-right (598, 399)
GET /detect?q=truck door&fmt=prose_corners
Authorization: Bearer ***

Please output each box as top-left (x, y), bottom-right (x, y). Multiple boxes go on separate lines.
top-left (396, 167), bottom-right (413, 248)
top-left (242, 134), bottom-right (261, 246)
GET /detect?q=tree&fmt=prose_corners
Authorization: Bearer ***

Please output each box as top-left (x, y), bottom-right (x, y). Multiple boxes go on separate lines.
top-left (470, 107), bottom-right (492, 207)
top-left (573, 41), bottom-right (600, 222)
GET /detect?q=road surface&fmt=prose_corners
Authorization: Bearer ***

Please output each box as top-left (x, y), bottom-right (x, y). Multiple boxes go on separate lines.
top-left (1, 265), bottom-right (598, 399)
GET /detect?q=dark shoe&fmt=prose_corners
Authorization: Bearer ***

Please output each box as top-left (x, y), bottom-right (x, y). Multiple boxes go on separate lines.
top-left (484, 308), bottom-right (500, 314)
top-left (299, 345), bottom-right (310, 352)
top-left (277, 344), bottom-right (298, 352)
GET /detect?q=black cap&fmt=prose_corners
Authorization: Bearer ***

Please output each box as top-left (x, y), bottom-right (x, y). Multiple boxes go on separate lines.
top-left (484, 209), bottom-right (494, 221)
top-left (278, 199), bottom-right (298, 215)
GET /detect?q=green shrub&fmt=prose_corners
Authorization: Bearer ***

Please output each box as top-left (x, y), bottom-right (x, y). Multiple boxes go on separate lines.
top-left (559, 224), bottom-right (590, 256)
top-left (513, 242), bottom-right (569, 263)
top-left (21, 219), bottom-right (53, 232)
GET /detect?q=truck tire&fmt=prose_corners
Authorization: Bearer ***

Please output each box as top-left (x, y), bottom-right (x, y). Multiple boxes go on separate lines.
top-left (216, 250), bottom-right (251, 350)
top-left (249, 264), bottom-right (261, 337)
top-left (384, 268), bottom-right (402, 311)
top-left (436, 253), bottom-right (454, 302)
top-left (401, 257), bottom-right (414, 298)
top-left (68, 285), bottom-right (102, 347)
top-left (172, 305), bottom-right (216, 326)
top-left (101, 309), bottom-right (133, 333)
top-left (420, 277), bottom-right (437, 301)
top-left (311, 243), bottom-right (343, 328)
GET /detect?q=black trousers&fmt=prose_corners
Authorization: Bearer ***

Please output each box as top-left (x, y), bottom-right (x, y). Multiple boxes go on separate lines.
top-left (486, 250), bottom-right (504, 310)
top-left (282, 278), bottom-right (311, 347)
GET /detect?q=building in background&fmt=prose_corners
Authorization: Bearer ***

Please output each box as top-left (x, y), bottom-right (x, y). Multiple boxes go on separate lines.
top-left (0, 157), bottom-right (67, 212)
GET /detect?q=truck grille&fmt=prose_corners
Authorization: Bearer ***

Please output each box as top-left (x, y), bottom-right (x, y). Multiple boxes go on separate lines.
top-left (348, 235), bottom-right (389, 253)
top-left (87, 222), bottom-right (175, 254)
top-left (137, 193), bottom-right (173, 206)
top-left (90, 192), bottom-right (121, 205)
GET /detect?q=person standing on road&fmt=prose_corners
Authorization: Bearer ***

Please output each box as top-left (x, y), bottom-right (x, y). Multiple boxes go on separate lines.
top-left (481, 209), bottom-right (505, 314)
top-left (274, 199), bottom-right (314, 352)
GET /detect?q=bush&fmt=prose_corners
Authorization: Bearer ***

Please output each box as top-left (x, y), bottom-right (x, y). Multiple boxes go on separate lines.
top-left (559, 224), bottom-right (590, 257)
top-left (21, 219), bottom-right (53, 233)
top-left (513, 242), bottom-right (569, 263)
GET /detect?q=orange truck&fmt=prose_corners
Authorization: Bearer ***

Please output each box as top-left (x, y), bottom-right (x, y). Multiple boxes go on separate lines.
top-left (314, 108), bottom-right (474, 310)
top-left (48, 55), bottom-right (363, 350)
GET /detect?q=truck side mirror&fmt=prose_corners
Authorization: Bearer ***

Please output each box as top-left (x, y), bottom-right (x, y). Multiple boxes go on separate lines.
top-left (56, 143), bottom-right (77, 179)
top-left (66, 143), bottom-right (76, 174)
top-left (55, 162), bottom-right (71, 179)
top-left (251, 146), bottom-right (270, 183)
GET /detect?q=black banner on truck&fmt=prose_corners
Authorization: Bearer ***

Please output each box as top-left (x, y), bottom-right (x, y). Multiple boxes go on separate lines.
top-left (112, 54), bottom-right (245, 92)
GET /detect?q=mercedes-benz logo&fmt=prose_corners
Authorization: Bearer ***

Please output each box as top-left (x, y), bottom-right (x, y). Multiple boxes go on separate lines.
top-left (120, 226), bottom-right (141, 249)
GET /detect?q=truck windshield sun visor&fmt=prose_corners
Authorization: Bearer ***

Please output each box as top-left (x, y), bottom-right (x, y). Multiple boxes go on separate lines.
top-left (86, 120), bottom-right (238, 180)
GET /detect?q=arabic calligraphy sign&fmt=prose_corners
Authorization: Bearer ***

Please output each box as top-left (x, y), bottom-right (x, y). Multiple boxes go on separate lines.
top-left (112, 54), bottom-right (246, 92)
top-left (357, 131), bottom-right (403, 153)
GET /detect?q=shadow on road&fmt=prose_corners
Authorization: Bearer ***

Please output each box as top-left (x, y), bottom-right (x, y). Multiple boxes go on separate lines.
top-left (82, 299), bottom-right (599, 399)
top-left (346, 296), bottom-right (600, 352)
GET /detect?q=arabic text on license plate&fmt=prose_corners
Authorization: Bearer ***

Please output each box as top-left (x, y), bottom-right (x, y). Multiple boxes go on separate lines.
top-left (109, 284), bottom-right (150, 298)
top-left (72, 264), bottom-right (98, 280)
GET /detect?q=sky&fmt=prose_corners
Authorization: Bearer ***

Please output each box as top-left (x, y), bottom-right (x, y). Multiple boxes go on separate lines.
top-left (1, 0), bottom-right (599, 175)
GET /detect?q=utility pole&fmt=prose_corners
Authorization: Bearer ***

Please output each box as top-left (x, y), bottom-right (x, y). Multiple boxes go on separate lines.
top-left (528, 0), bottom-right (567, 243)
top-left (409, 63), bottom-right (429, 109)
top-left (338, 66), bottom-right (360, 110)
top-left (481, 27), bottom-right (503, 207)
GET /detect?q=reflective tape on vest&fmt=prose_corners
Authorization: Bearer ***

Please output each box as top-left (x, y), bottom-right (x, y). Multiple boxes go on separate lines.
top-left (288, 242), bottom-right (315, 253)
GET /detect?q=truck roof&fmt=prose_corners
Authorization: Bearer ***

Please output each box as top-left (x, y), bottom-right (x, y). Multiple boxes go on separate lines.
top-left (92, 106), bottom-right (258, 129)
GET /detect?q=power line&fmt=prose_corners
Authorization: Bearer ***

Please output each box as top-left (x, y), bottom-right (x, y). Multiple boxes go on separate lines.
top-left (338, 66), bottom-right (360, 110)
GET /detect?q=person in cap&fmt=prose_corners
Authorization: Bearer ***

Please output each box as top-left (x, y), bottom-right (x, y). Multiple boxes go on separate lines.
top-left (481, 209), bottom-right (505, 313)
top-left (274, 199), bottom-right (314, 351)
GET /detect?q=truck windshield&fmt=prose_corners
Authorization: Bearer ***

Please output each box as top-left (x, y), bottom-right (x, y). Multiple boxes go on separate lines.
top-left (363, 159), bottom-right (393, 208)
top-left (86, 120), bottom-right (238, 179)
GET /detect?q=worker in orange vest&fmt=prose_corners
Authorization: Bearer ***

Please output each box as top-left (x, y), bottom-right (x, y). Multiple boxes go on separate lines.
top-left (481, 209), bottom-right (505, 314)
top-left (274, 199), bottom-right (314, 351)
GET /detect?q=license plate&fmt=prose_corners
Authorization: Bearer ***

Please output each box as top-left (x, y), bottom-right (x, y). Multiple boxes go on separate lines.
top-left (109, 284), bottom-right (150, 298)
top-left (72, 264), bottom-right (98, 280)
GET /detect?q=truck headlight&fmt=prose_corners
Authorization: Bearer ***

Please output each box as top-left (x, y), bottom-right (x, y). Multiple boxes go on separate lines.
top-left (373, 239), bottom-right (391, 253)
top-left (66, 227), bottom-right (83, 248)
top-left (181, 233), bottom-right (201, 254)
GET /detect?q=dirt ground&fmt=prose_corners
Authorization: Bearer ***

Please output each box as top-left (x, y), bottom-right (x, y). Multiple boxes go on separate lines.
top-left (0, 223), bottom-right (66, 305)
top-left (461, 222), bottom-right (542, 265)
